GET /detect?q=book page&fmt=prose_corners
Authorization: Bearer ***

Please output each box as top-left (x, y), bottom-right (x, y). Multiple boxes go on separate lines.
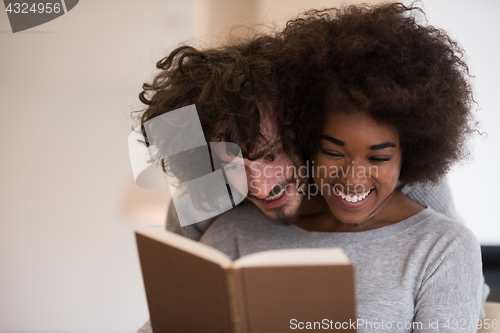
top-left (233, 247), bottom-right (349, 269)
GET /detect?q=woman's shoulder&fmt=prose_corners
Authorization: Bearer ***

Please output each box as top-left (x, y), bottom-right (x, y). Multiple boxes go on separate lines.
top-left (410, 207), bottom-right (480, 253)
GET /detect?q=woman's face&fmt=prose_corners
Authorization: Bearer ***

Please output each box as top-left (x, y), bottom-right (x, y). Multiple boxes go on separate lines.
top-left (313, 111), bottom-right (402, 225)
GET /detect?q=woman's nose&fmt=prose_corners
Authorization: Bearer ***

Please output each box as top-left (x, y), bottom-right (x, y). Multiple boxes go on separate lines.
top-left (340, 159), bottom-right (369, 188)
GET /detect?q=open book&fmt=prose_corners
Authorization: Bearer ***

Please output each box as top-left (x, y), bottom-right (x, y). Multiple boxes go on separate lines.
top-left (136, 229), bottom-right (356, 333)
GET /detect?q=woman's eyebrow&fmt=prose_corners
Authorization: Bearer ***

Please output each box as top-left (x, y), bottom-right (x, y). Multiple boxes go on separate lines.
top-left (321, 135), bottom-right (396, 150)
top-left (369, 142), bottom-right (396, 150)
top-left (320, 135), bottom-right (344, 146)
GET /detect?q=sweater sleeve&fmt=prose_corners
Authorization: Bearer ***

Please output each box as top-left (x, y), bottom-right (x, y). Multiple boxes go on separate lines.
top-left (413, 230), bottom-right (483, 332)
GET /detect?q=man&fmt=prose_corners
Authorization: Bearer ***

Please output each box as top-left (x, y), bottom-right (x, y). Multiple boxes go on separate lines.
top-left (137, 36), bottom-right (310, 232)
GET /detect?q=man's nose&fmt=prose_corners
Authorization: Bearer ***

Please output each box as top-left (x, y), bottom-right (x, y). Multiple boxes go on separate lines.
top-left (245, 160), bottom-right (275, 199)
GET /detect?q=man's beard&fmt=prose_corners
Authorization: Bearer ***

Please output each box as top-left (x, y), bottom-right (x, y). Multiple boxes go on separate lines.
top-left (251, 179), bottom-right (304, 226)
top-left (266, 203), bottom-right (302, 226)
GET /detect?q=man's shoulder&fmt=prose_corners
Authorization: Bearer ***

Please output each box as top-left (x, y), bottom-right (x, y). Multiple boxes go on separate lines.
top-left (399, 179), bottom-right (463, 223)
top-left (205, 200), bottom-right (283, 239)
top-left (212, 200), bottom-right (265, 224)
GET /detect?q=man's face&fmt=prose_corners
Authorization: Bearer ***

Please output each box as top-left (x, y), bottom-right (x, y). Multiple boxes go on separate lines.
top-left (210, 117), bottom-right (304, 225)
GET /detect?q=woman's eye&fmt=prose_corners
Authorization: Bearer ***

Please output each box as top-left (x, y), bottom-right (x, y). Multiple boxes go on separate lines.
top-left (321, 150), bottom-right (343, 158)
top-left (369, 157), bottom-right (392, 162)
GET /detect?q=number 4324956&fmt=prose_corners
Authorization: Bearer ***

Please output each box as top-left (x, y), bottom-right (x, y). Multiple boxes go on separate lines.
top-left (5, 3), bottom-right (61, 14)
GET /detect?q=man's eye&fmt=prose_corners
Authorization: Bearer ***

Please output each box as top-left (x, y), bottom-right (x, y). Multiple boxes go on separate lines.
top-left (266, 151), bottom-right (279, 162)
top-left (225, 147), bottom-right (240, 156)
top-left (224, 163), bottom-right (243, 171)
top-left (209, 135), bottom-right (223, 142)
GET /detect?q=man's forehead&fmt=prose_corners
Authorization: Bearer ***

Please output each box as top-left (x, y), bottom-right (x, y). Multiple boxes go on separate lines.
top-left (211, 112), bottom-right (281, 158)
top-left (211, 130), bottom-right (281, 159)
top-left (247, 138), bottom-right (281, 160)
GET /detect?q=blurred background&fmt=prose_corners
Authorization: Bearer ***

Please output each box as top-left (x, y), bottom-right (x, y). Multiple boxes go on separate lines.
top-left (0, 0), bottom-right (499, 332)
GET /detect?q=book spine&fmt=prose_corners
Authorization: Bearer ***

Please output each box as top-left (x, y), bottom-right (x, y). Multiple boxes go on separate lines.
top-left (226, 269), bottom-right (248, 333)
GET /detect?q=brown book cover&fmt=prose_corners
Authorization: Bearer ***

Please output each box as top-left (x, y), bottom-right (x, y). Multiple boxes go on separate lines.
top-left (136, 229), bottom-right (356, 333)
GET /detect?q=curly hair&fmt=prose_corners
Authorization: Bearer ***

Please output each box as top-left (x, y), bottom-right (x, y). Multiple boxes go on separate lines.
top-left (134, 36), bottom-right (306, 212)
top-left (137, 36), bottom-right (301, 165)
top-left (273, 3), bottom-right (476, 184)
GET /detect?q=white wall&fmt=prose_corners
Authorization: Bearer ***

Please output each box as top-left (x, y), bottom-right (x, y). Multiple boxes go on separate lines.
top-left (255, 0), bottom-right (384, 28)
top-left (0, 1), bottom-right (193, 332)
top-left (415, 0), bottom-right (500, 245)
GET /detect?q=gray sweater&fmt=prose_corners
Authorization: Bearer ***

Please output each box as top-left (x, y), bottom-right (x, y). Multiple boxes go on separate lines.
top-left (137, 181), bottom-right (488, 332)
top-left (165, 181), bottom-right (465, 240)
top-left (199, 203), bottom-right (484, 333)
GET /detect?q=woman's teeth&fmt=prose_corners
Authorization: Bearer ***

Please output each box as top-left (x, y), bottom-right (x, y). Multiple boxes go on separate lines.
top-left (264, 187), bottom-right (287, 201)
top-left (335, 187), bottom-right (372, 203)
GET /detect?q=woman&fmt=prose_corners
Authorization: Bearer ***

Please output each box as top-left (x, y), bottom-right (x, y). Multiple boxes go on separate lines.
top-left (275, 2), bottom-right (475, 231)
top-left (200, 3), bottom-right (485, 332)
top-left (283, 2), bottom-right (484, 330)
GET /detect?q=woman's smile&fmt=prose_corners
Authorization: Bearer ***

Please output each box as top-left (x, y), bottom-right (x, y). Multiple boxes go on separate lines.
top-left (332, 185), bottom-right (374, 207)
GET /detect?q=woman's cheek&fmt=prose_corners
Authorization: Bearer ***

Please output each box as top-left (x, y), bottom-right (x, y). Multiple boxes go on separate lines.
top-left (376, 162), bottom-right (402, 185)
top-left (314, 159), bottom-right (339, 184)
